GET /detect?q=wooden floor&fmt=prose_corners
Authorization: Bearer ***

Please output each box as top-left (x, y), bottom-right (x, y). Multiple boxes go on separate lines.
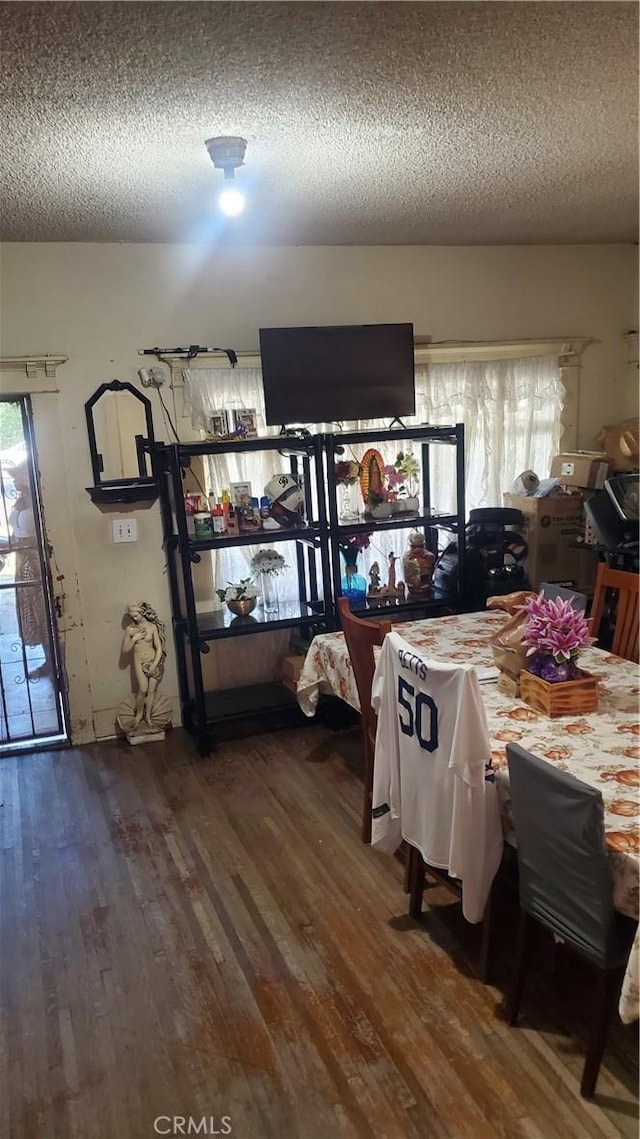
top-left (0, 725), bottom-right (637, 1139)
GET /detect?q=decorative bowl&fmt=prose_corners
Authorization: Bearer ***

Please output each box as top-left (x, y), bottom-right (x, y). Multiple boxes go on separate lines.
top-left (227, 597), bottom-right (257, 617)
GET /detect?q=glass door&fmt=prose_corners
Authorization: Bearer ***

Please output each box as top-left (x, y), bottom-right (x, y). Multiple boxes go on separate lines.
top-left (0, 396), bottom-right (68, 753)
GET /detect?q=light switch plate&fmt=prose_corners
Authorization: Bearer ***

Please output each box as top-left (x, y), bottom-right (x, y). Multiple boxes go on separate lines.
top-left (112, 519), bottom-right (138, 543)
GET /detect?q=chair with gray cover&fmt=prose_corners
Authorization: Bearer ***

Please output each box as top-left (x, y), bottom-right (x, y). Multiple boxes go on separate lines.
top-left (505, 743), bottom-right (636, 1098)
top-left (539, 581), bottom-right (588, 612)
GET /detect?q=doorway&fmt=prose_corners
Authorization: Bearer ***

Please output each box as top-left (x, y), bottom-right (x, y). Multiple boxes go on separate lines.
top-left (0, 396), bottom-right (69, 753)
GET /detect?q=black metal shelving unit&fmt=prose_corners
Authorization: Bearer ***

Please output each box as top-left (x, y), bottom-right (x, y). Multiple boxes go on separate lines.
top-left (157, 424), bottom-right (466, 754)
top-left (324, 424), bottom-right (466, 623)
top-left (157, 435), bottom-right (331, 754)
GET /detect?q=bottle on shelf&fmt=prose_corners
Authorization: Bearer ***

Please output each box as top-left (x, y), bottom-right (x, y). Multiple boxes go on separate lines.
top-left (184, 492), bottom-right (199, 536)
top-left (212, 500), bottom-right (226, 534)
top-left (226, 505), bottom-right (240, 536)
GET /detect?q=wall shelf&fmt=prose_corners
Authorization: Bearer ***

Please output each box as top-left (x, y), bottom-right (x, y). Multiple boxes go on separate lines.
top-left (86, 479), bottom-right (159, 505)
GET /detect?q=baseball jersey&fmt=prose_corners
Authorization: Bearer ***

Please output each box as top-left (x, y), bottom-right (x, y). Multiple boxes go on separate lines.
top-left (370, 631), bottom-right (503, 924)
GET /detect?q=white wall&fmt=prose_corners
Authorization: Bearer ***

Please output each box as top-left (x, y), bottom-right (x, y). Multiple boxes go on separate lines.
top-left (0, 242), bottom-right (637, 741)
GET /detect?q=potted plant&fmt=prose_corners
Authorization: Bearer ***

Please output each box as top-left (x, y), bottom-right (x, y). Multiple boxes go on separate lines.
top-left (365, 486), bottom-right (394, 519)
top-left (216, 577), bottom-right (258, 617)
top-left (517, 592), bottom-right (598, 716)
top-left (384, 452), bottom-right (420, 513)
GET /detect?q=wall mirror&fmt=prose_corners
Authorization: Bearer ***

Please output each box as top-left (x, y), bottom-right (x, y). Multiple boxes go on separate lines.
top-left (85, 380), bottom-right (158, 504)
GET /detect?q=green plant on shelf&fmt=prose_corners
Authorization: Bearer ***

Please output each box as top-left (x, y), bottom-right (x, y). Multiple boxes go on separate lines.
top-left (215, 577), bottom-right (258, 604)
top-left (383, 451), bottom-right (420, 498)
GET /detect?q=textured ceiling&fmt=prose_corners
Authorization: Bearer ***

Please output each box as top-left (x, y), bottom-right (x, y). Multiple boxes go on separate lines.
top-left (0, 1), bottom-right (637, 244)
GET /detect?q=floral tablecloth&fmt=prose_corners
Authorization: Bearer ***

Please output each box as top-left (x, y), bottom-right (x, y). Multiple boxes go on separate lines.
top-left (297, 610), bottom-right (640, 1024)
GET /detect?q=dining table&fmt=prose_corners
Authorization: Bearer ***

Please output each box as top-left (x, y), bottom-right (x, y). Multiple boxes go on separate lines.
top-left (297, 608), bottom-right (640, 1025)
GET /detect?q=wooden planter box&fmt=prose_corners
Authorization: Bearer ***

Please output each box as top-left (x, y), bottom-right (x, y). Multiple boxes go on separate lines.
top-left (519, 669), bottom-right (598, 718)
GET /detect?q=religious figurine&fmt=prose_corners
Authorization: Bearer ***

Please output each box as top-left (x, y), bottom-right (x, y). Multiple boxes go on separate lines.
top-left (117, 601), bottom-right (172, 744)
top-left (367, 552), bottom-right (406, 606)
top-left (385, 556), bottom-right (407, 604)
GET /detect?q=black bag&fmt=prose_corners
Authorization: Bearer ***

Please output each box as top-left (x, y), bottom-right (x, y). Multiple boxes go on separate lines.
top-left (433, 507), bottom-right (529, 608)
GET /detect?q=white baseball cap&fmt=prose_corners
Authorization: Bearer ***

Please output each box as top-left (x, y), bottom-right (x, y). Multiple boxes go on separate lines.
top-left (264, 473), bottom-right (300, 504)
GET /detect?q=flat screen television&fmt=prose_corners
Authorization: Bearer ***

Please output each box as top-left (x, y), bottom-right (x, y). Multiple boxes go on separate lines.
top-left (258, 323), bottom-right (415, 426)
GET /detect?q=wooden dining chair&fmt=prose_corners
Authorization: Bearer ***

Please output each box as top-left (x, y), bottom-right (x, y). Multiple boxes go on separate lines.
top-left (370, 631), bottom-right (501, 979)
top-left (337, 597), bottom-right (392, 843)
top-left (590, 562), bottom-right (639, 663)
top-left (505, 743), bottom-right (636, 1098)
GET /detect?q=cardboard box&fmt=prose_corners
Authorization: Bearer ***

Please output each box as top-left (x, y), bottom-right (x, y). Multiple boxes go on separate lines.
top-left (550, 452), bottom-right (610, 490)
top-left (503, 493), bottom-right (597, 591)
top-left (281, 654), bottom-right (305, 695)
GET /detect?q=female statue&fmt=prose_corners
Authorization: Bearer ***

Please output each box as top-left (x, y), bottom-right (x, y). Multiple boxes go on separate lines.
top-left (121, 601), bottom-right (166, 728)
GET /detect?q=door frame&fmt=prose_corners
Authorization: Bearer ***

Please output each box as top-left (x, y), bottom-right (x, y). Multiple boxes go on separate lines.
top-left (0, 359), bottom-right (95, 745)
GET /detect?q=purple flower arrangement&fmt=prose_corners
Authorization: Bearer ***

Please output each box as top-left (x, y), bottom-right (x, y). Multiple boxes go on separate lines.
top-left (517, 592), bottom-right (595, 683)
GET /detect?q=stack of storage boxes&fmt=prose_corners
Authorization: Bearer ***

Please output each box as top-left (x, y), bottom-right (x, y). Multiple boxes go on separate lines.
top-left (504, 452), bottom-right (610, 592)
top-left (549, 452), bottom-right (610, 492)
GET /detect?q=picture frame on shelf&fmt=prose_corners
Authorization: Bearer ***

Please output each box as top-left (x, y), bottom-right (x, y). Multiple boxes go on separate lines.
top-left (233, 408), bottom-right (258, 438)
top-left (206, 410), bottom-right (230, 438)
top-left (230, 481), bottom-right (252, 506)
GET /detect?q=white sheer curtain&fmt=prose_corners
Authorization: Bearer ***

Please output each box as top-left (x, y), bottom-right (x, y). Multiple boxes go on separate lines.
top-left (182, 354), bottom-right (563, 596)
top-left (183, 367), bottom-right (304, 600)
top-left (413, 356), bottom-right (563, 513)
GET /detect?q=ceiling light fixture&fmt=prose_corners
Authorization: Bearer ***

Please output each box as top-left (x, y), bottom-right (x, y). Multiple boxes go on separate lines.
top-left (205, 135), bottom-right (247, 217)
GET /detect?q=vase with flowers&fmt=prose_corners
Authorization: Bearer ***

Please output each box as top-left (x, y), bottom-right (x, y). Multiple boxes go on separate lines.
top-left (519, 592), bottom-right (595, 681)
top-left (250, 548), bottom-right (288, 613)
top-left (335, 460), bottom-right (362, 521)
top-left (216, 577), bottom-right (258, 618)
top-left (338, 533), bottom-right (371, 607)
top-left (365, 486), bottom-right (394, 519)
top-left (517, 592), bottom-right (599, 716)
top-left (384, 452), bottom-right (421, 513)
